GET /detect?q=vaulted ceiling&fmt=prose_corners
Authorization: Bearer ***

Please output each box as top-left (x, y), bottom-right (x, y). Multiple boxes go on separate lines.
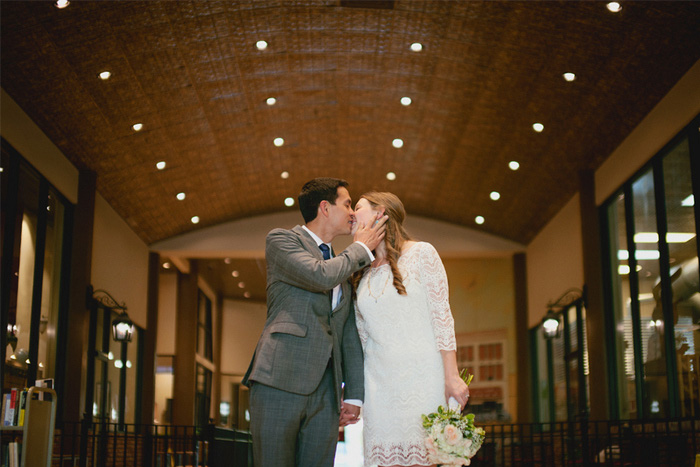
top-left (2, 0), bottom-right (699, 249)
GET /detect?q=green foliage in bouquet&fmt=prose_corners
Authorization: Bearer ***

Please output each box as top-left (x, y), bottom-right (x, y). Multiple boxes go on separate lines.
top-left (421, 371), bottom-right (485, 466)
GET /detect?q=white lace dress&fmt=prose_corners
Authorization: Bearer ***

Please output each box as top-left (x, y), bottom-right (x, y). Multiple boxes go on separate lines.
top-left (355, 242), bottom-right (456, 466)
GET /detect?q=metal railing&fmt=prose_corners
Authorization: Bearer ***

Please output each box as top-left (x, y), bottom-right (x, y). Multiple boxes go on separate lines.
top-left (471, 418), bottom-right (700, 466)
top-left (50, 418), bottom-right (699, 466)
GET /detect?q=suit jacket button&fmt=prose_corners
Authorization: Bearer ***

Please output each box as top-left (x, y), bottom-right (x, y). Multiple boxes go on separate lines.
top-left (359, 260), bottom-right (366, 267)
top-left (327, 330), bottom-right (332, 335)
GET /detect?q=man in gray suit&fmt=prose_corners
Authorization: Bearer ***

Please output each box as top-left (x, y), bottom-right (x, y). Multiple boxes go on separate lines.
top-left (243, 177), bottom-right (387, 466)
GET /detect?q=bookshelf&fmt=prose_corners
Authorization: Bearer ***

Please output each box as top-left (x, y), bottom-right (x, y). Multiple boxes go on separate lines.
top-left (1, 387), bottom-right (56, 467)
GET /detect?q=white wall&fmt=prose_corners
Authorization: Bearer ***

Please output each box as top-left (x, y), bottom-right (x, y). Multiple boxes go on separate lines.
top-left (220, 299), bottom-right (267, 375)
top-left (91, 194), bottom-right (150, 328)
top-left (526, 194), bottom-right (583, 328)
top-left (1, 89), bottom-right (78, 203)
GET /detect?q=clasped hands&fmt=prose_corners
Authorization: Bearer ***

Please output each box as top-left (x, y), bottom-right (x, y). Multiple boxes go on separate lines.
top-left (339, 401), bottom-right (361, 427)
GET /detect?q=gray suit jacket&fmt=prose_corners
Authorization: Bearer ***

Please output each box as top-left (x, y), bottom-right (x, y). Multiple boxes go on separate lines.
top-left (243, 225), bottom-right (369, 410)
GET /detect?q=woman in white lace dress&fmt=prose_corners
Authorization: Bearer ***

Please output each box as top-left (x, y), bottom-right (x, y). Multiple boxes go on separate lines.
top-left (351, 192), bottom-right (469, 467)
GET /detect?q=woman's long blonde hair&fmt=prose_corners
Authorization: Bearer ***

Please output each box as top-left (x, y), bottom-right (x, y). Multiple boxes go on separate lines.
top-left (352, 192), bottom-right (413, 296)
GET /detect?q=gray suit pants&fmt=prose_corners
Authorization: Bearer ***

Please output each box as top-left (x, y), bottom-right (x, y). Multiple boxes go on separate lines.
top-left (249, 366), bottom-right (339, 467)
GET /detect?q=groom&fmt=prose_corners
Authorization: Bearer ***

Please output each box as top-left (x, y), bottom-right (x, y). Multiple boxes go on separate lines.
top-left (243, 177), bottom-right (387, 466)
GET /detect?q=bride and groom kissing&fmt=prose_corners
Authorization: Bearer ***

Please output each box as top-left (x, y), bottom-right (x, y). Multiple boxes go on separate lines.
top-left (243, 177), bottom-right (468, 467)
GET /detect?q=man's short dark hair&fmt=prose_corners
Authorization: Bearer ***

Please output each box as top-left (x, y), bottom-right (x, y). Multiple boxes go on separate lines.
top-left (298, 178), bottom-right (349, 223)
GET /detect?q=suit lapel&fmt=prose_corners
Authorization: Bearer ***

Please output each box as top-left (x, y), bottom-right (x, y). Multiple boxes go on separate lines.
top-left (294, 225), bottom-right (333, 304)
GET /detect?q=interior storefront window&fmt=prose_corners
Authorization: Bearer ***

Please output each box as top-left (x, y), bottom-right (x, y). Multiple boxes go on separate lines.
top-left (609, 193), bottom-right (638, 418)
top-left (3, 145), bottom-right (69, 392)
top-left (37, 188), bottom-right (65, 381)
top-left (632, 171), bottom-right (670, 418)
top-left (6, 166), bottom-right (40, 377)
top-left (662, 139), bottom-right (699, 418)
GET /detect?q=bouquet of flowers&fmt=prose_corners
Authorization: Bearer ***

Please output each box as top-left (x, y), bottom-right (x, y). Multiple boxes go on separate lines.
top-left (422, 370), bottom-right (485, 466)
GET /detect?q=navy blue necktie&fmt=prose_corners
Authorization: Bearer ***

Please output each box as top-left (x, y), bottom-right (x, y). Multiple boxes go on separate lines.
top-left (319, 243), bottom-right (331, 260)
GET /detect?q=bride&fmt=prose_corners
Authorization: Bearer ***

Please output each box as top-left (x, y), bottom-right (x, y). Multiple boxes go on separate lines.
top-left (350, 192), bottom-right (469, 467)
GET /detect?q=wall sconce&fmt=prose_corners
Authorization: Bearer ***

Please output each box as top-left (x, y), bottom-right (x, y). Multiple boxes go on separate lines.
top-left (112, 313), bottom-right (134, 342)
top-left (542, 309), bottom-right (561, 340)
top-left (91, 287), bottom-right (131, 342)
top-left (544, 287), bottom-right (585, 340)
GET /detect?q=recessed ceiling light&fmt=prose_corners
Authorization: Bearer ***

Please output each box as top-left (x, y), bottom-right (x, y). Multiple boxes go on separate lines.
top-left (244, 291), bottom-right (251, 298)
top-left (0, 167), bottom-right (4, 172)
top-left (256, 40), bottom-right (268, 50)
top-left (274, 137), bottom-right (284, 147)
top-left (176, 192), bottom-right (186, 201)
top-left (266, 97), bottom-right (277, 106)
top-left (55, 0), bottom-right (70, 8)
top-left (386, 172), bottom-right (396, 181)
top-left (162, 262), bottom-right (171, 269)
top-left (410, 42), bottom-right (423, 52)
top-left (532, 123), bottom-right (544, 133)
top-left (490, 191), bottom-right (501, 201)
top-left (509, 161), bottom-right (520, 171)
top-left (232, 270), bottom-right (239, 277)
top-left (475, 216), bottom-right (485, 225)
top-left (156, 161), bottom-right (166, 170)
top-left (191, 216), bottom-right (200, 224)
top-left (563, 72), bottom-right (576, 82)
top-left (132, 123), bottom-right (143, 132)
top-left (392, 138), bottom-right (404, 148)
top-left (224, 258), bottom-right (232, 264)
top-left (99, 71), bottom-right (111, 80)
top-left (281, 171), bottom-right (289, 179)
top-left (606, 2), bottom-right (622, 13)
top-left (284, 197), bottom-right (295, 207)
top-left (400, 97), bottom-right (412, 106)
top-left (238, 281), bottom-right (245, 288)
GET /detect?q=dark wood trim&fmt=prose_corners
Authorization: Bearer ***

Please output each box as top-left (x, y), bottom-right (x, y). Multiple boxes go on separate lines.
top-left (213, 293), bottom-right (224, 425)
top-left (0, 140), bottom-right (20, 390)
top-left (513, 253), bottom-right (530, 423)
top-left (64, 169), bottom-right (96, 422)
top-left (578, 169), bottom-right (609, 420)
top-left (139, 252), bottom-right (160, 426)
top-left (172, 262), bottom-right (198, 425)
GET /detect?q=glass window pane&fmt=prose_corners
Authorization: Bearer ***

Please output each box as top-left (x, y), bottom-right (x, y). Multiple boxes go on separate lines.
top-left (632, 170), bottom-right (669, 418)
top-left (662, 138), bottom-right (699, 418)
top-left (37, 189), bottom-right (65, 381)
top-left (5, 165), bottom-right (40, 386)
top-left (608, 194), bottom-right (638, 418)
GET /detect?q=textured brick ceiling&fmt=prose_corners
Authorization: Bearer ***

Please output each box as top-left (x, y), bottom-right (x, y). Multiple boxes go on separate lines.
top-left (2, 1), bottom-right (699, 246)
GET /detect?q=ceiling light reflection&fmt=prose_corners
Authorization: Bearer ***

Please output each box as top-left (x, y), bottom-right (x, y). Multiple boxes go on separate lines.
top-left (607, 2), bottom-right (622, 13)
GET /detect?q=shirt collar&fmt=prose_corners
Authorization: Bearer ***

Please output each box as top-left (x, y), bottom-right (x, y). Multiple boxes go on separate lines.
top-left (301, 225), bottom-right (330, 248)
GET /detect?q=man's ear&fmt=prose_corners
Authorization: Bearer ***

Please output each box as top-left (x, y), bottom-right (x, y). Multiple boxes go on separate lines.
top-left (319, 200), bottom-right (330, 218)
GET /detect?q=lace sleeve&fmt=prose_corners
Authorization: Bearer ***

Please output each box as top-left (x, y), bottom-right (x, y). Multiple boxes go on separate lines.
top-left (419, 243), bottom-right (456, 351)
top-left (354, 301), bottom-right (369, 347)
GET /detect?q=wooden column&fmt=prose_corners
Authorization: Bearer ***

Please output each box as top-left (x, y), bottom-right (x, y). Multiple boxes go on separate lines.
top-left (140, 252), bottom-right (159, 425)
top-left (213, 293), bottom-right (224, 425)
top-left (63, 169), bottom-right (96, 423)
top-left (172, 261), bottom-right (198, 425)
top-left (513, 253), bottom-right (531, 423)
top-left (579, 169), bottom-right (609, 420)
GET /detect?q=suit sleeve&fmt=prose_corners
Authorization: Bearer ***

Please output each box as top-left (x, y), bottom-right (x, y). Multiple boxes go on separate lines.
top-left (266, 229), bottom-right (370, 292)
top-left (341, 301), bottom-right (365, 401)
